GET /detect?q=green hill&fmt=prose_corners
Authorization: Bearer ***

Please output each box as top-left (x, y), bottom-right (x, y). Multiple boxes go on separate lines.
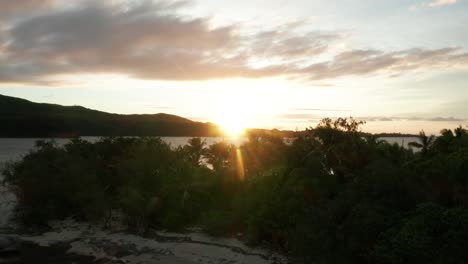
top-left (0, 94), bottom-right (222, 137)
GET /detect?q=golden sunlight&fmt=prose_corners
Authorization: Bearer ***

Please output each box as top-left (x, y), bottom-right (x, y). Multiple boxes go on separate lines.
top-left (211, 78), bottom-right (286, 136)
top-left (236, 148), bottom-right (245, 181)
top-left (217, 110), bottom-right (248, 137)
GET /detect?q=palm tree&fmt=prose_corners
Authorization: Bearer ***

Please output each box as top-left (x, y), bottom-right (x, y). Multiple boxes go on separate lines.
top-left (183, 137), bottom-right (206, 165)
top-left (365, 134), bottom-right (384, 146)
top-left (409, 130), bottom-right (435, 156)
top-left (454, 126), bottom-right (466, 138)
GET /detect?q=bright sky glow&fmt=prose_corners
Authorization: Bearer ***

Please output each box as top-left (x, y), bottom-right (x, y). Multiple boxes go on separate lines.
top-left (0, 0), bottom-right (467, 134)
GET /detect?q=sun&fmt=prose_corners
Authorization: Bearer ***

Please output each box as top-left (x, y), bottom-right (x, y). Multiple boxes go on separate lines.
top-left (210, 78), bottom-right (284, 137)
top-left (220, 121), bottom-right (246, 137)
top-left (216, 107), bottom-right (249, 137)
top-left (217, 110), bottom-right (247, 137)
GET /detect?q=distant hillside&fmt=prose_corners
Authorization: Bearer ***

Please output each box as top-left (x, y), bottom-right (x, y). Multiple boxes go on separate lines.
top-left (0, 94), bottom-right (222, 137)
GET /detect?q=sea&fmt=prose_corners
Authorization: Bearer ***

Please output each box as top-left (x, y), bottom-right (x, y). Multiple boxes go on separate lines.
top-left (0, 136), bottom-right (418, 166)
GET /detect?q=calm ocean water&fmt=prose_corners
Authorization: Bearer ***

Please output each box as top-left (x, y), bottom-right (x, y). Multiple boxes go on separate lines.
top-left (0, 136), bottom-right (417, 165)
top-left (0, 137), bottom-right (249, 165)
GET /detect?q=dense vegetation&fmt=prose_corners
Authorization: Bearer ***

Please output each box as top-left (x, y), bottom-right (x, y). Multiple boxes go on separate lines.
top-left (3, 118), bottom-right (468, 264)
top-left (0, 94), bottom-right (221, 137)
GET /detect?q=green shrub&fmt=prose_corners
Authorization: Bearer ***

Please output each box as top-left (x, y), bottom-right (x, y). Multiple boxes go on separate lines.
top-left (2, 119), bottom-right (468, 263)
top-left (372, 203), bottom-right (468, 264)
top-left (201, 210), bottom-right (234, 236)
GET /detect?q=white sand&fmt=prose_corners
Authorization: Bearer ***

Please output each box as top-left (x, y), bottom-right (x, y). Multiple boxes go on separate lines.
top-left (19, 219), bottom-right (287, 264)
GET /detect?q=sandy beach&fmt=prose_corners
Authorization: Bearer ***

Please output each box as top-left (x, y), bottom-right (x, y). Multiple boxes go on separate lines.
top-left (2, 219), bottom-right (286, 264)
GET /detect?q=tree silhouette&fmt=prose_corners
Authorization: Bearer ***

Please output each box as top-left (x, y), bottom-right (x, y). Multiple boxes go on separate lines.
top-left (409, 130), bottom-right (435, 156)
top-left (182, 137), bottom-right (206, 166)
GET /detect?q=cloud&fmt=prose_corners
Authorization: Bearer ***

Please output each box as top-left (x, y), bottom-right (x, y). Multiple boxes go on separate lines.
top-left (292, 108), bottom-right (348, 112)
top-left (0, 0), bottom-right (467, 85)
top-left (0, 0), bottom-right (331, 83)
top-left (300, 47), bottom-right (468, 80)
top-left (248, 27), bottom-right (344, 62)
top-left (275, 114), bottom-right (468, 123)
top-left (1, 0), bottom-right (256, 82)
top-left (428, 0), bottom-right (458, 7)
top-left (0, 0), bottom-right (56, 18)
top-left (362, 116), bottom-right (468, 122)
top-left (421, 116), bottom-right (467, 122)
top-left (410, 0), bottom-right (458, 10)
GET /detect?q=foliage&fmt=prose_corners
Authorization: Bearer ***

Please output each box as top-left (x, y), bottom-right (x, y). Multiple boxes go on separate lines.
top-left (372, 203), bottom-right (468, 264)
top-left (3, 119), bottom-right (468, 263)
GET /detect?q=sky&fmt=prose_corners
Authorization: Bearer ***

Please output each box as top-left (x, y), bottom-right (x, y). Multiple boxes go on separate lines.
top-left (0, 0), bottom-right (467, 134)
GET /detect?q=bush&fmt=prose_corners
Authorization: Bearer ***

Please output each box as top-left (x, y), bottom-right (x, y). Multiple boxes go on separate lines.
top-left (372, 203), bottom-right (468, 264)
top-left (201, 210), bottom-right (234, 236)
top-left (3, 119), bottom-right (468, 263)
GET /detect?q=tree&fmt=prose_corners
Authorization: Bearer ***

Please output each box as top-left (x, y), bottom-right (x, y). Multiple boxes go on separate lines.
top-left (204, 142), bottom-right (235, 172)
top-left (182, 137), bottom-right (206, 166)
top-left (454, 126), bottom-right (466, 138)
top-left (409, 130), bottom-right (435, 156)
